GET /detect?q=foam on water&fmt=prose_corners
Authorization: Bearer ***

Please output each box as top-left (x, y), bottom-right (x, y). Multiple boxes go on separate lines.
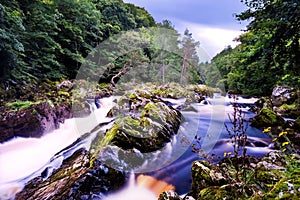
top-left (0, 95), bottom-right (269, 199)
top-left (0, 96), bottom-right (115, 199)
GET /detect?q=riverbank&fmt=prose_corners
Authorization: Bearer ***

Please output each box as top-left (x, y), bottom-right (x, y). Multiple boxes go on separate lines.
top-left (1, 81), bottom-right (299, 199)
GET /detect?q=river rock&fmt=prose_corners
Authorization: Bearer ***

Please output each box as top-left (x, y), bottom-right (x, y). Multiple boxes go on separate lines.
top-left (105, 90), bottom-right (182, 153)
top-left (271, 86), bottom-right (297, 106)
top-left (0, 101), bottom-right (60, 141)
top-left (98, 145), bottom-right (145, 171)
top-left (15, 148), bottom-right (126, 200)
top-left (253, 151), bottom-right (300, 199)
top-left (190, 160), bottom-right (227, 198)
top-left (158, 191), bottom-right (183, 200)
top-left (254, 97), bottom-right (273, 112)
top-left (251, 108), bottom-right (285, 128)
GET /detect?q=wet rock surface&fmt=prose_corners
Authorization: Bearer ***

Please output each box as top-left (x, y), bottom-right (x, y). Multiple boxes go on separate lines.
top-left (107, 92), bottom-right (183, 153)
top-left (251, 86), bottom-right (300, 152)
top-left (15, 149), bottom-right (126, 200)
top-left (271, 86), bottom-right (298, 106)
top-left (0, 101), bottom-right (72, 142)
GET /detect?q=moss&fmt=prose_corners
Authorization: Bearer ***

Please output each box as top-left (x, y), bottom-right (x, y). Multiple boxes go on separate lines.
top-left (58, 91), bottom-right (70, 97)
top-left (5, 100), bottom-right (41, 111)
top-left (198, 186), bottom-right (230, 200)
top-left (120, 116), bottom-right (147, 138)
top-left (251, 108), bottom-right (285, 128)
top-left (97, 83), bottom-right (110, 90)
top-left (129, 93), bottom-right (137, 99)
top-left (254, 167), bottom-right (286, 191)
top-left (279, 103), bottom-right (297, 110)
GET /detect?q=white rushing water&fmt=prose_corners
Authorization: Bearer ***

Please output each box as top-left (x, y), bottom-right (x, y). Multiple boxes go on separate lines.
top-left (0, 97), bottom-right (116, 200)
top-left (0, 94), bottom-right (269, 199)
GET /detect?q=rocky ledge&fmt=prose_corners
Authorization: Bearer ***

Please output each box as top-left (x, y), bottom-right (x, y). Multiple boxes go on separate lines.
top-left (0, 80), bottom-right (113, 143)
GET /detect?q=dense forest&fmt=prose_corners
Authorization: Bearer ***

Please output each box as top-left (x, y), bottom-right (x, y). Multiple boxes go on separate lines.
top-left (0, 0), bottom-right (299, 97)
top-left (0, 0), bottom-right (201, 92)
top-left (0, 0), bottom-right (155, 81)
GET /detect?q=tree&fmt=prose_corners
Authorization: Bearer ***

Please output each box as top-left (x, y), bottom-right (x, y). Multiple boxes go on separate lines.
top-left (235, 0), bottom-right (300, 92)
top-left (179, 29), bottom-right (201, 84)
top-left (203, 0), bottom-right (300, 96)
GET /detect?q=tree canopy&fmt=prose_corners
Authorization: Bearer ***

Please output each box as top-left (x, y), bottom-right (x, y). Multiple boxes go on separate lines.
top-left (203, 0), bottom-right (299, 96)
top-left (0, 0), bottom-right (156, 83)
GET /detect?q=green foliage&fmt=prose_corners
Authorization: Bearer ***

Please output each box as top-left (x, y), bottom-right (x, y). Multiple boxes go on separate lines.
top-left (0, 0), bottom-right (156, 84)
top-left (202, 0), bottom-right (299, 96)
top-left (0, 1), bottom-right (25, 79)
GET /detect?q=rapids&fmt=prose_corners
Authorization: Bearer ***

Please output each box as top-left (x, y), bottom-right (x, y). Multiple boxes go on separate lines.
top-left (0, 95), bottom-right (273, 199)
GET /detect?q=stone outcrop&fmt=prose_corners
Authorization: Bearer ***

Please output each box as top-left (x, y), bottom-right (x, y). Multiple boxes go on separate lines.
top-left (0, 80), bottom-right (112, 143)
top-left (187, 152), bottom-right (300, 200)
top-left (0, 101), bottom-right (72, 142)
top-left (271, 86), bottom-right (298, 106)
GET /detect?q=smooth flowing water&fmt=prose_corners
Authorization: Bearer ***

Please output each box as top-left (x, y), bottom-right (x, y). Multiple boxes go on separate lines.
top-left (0, 95), bottom-right (273, 199)
top-left (0, 97), bottom-right (115, 199)
top-left (143, 96), bottom-right (273, 195)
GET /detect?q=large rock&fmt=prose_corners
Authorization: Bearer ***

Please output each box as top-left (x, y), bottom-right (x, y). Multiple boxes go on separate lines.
top-left (271, 86), bottom-right (297, 106)
top-left (190, 160), bottom-right (227, 199)
top-left (189, 151), bottom-right (300, 199)
top-left (15, 149), bottom-right (126, 200)
top-left (251, 108), bottom-right (285, 128)
top-left (105, 90), bottom-right (183, 153)
top-left (0, 101), bottom-right (63, 141)
top-left (254, 97), bottom-right (273, 111)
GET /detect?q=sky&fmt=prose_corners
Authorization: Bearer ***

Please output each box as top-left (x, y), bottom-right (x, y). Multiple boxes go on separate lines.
top-left (123, 0), bottom-right (249, 62)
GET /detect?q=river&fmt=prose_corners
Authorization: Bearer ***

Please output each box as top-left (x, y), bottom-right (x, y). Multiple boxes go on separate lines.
top-left (0, 95), bottom-right (273, 199)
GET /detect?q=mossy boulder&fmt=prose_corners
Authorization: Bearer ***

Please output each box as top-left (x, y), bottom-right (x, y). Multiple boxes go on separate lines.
top-left (0, 79), bottom-right (114, 142)
top-left (158, 191), bottom-right (183, 200)
top-left (197, 186), bottom-right (231, 200)
top-left (253, 153), bottom-right (300, 199)
top-left (254, 97), bottom-right (273, 112)
top-left (104, 90), bottom-right (182, 153)
top-left (251, 108), bottom-right (285, 128)
top-left (276, 102), bottom-right (300, 119)
top-left (190, 160), bottom-right (227, 198)
top-left (188, 151), bottom-right (300, 199)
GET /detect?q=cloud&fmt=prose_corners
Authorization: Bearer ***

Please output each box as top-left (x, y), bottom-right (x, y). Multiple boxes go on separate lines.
top-left (124, 0), bottom-right (247, 29)
top-left (124, 0), bottom-right (247, 60)
top-left (175, 20), bottom-right (243, 60)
